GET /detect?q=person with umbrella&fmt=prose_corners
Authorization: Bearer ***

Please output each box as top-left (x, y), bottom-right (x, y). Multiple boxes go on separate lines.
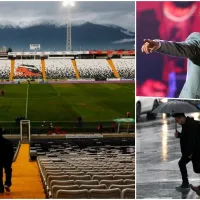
top-left (172, 113), bottom-right (200, 192)
top-left (153, 100), bottom-right (200, 192)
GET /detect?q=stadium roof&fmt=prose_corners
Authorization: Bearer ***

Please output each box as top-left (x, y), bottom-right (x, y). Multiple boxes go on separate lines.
top-left (6, 50), bottom-right (135, 56)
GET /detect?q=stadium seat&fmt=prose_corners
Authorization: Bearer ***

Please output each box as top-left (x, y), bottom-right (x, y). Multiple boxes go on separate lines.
top-left (77, 167), bottom-right (92, 170)
top-left (46, 172), bottom-right (65, 181)
top-left (114, 175), bottom-right (134, 180)
top-left (124, 171), bottom-right (135, 175)
top-left (60, 167), bottom-right (77, 170)
top-left (124, 179), bottom-right (135, 185)
top-left (92, 175), bottom-right (113, 181)
top-left (56, 189), bottom-right (88, 199)
top-left (47, 175), bottom-right (69, 187)
top-left (65, 172), bottom-right (84, 176)
top-left (86, 172), bottom-right (105, 176)
top-left (121, 188), bottom-right (135, 199)
top-left (80, 184), bottom-right (107, 190)
top-left (52, 185), bottom-right (79, 198)
top-left (70, 175), bottom-right (91, 180)
top-left (109, 184), bottom-right (135, 190)
top-left (50, 180), bottom-right (75, 191)
top-left (100, 180), bottom-right (123, 188)
top-left (45, 170), bottom-right (63, 173)
top-left (88, 188), bottom-right (121, 199)
top-left (105, 172), bottom-right (125, 175)
top-left (75, 180), bottom-right (99, 186)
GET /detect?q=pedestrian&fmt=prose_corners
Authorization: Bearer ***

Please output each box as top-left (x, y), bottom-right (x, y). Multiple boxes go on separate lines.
top-left (127, 112), bottom-right (130, 118)
top-left (141, 32), bottom-right (200, 99)
top-left (172, 113), bottom-right (200, 192)
top-left (97, 124), bottom-right (103, 133)
top-left (112, 122), bottom-right (116, 133)
top-left (77, 116), bottom-right (82, 127)
top-left (54, 126), bottom-right (60, 134)
top-left (1, 88), bottom-right (4, 96)
top-left (0, 128), bottom-right (14, 193)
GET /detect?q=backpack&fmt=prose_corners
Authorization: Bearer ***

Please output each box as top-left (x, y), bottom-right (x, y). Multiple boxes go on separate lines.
top-left (191, 120), bottom-right (200, 173)
top-left (195, 120), bottom-right (200, 135)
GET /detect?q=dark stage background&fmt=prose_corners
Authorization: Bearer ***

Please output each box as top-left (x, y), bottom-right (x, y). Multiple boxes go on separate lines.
top-left (136, 1), bottom-right (200, 97)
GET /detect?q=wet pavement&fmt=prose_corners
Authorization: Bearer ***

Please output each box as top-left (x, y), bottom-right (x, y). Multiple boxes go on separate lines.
top-left (137, 113), bottom-right (200, 199)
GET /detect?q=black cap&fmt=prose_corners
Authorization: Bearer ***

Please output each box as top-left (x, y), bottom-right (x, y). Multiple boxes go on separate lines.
top-left (172, 113), bottom-right (185, 118)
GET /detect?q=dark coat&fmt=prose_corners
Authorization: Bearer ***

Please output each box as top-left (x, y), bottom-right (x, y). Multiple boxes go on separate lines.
top-left (0, 137), bottom-right (14, 165)
top-left (177, 117), bottom-right (200, 159)
top-left (157, 32), bottom-right (200, 99)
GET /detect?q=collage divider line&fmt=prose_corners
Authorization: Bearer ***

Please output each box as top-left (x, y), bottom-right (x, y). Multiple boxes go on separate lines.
top-left (25, 84), bottom-right (29, 119)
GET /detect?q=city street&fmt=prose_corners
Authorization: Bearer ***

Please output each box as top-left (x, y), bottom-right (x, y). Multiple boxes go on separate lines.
top-left (136, 113), bottom-right (200, 199)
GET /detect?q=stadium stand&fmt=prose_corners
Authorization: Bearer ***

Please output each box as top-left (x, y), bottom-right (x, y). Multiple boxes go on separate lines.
top-left (45, 59), bottom-right (76, 79)
top-left (30, 138), bottom-right (135, 158)
top-left (112, 59), bottom-right (135, 79)
top-left (14, 60), bottom-right (43, 79)
top-left (75, 59), bottom-right (115, 79)
top-left (0, 58), bottom-right (134, 80)
top-left (0, 59), bottom-right (10, 79)
top-left (33, 137), bottom-right (135, 199)
top-left (0, 50), bottom-right (135, 198)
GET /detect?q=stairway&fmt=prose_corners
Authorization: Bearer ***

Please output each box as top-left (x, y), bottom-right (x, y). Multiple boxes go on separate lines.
top-left (0, 144), bottom-right (45, 198)
top-left (107, 59), bottom-right (120, 78)
top-left (21, 137), bottom-right (29, 144)
top-left (41, 59), bottom-right (46, 80)
top-left (71, 59), bottom-right (80, 79)
top-left (9, 59), bottom-right (15, 81)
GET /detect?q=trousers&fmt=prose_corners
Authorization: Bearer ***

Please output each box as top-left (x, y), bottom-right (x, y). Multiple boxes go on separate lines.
top-left (0, 163), bottom-right (12, 191)
top-left (178, 155), bottom-right (200, 184)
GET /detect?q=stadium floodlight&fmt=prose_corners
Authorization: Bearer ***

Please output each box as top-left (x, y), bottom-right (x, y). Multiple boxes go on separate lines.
top-left (63, 0), bottom-right (75, 7)
top-left (62, 0), bottom-right (75, 51)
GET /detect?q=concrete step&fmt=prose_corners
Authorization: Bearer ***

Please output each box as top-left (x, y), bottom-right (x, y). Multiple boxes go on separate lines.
top-left (21, 139), bottom-right (30, 144)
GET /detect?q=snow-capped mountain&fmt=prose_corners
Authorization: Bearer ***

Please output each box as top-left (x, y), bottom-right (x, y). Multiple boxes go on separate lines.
top-left (0, 22), bottom-right (134, 51)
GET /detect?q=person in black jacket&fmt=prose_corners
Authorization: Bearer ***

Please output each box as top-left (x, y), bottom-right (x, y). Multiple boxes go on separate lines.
top-left (0, 128), bottom-right (14, 193)
top-left (173, 113), bottom-right (200, 192)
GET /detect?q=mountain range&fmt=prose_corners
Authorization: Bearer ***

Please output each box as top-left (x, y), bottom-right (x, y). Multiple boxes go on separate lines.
top-left (0, 22), bottom-right (134, 51)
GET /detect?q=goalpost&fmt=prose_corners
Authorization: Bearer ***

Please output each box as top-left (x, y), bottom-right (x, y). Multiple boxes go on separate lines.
top-left (20, 120), bottom-right (31, 142)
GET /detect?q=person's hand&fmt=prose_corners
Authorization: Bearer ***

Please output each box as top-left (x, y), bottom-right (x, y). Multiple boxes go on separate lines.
top-left (141, 39), bottom-right (159, 54)
top-left (174, 131), bottom-right (179, 138)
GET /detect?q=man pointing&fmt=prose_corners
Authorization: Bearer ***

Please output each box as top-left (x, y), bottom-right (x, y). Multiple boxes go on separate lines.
top-left (141, 32), bottom-right (200, 99)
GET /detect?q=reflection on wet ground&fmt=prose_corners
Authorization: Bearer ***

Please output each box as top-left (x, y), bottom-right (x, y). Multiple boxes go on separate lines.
top-left (137, 113), bottom-right (200, 199)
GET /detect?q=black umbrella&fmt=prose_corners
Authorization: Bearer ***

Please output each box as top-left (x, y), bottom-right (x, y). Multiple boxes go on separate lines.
top-left (153, 101), bottom-right (199, 129)
top-left (153, 101), bottom-right (199, 114)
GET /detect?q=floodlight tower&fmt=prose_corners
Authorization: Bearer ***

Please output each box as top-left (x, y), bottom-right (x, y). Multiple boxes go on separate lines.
top-left (63, 0), bottom-right (75, 51)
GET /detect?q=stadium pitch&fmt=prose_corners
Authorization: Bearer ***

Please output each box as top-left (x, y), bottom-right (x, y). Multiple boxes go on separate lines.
top-left (0, 83), bottom-right (134, 123)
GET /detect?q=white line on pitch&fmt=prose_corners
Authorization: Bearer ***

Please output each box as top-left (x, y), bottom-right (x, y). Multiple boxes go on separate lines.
top-left (25, 84), bottom-right (29, 119)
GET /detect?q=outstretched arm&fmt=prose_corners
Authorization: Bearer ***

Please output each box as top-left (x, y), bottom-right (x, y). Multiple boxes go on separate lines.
top-left (141, 32), bottom-right (200, 62)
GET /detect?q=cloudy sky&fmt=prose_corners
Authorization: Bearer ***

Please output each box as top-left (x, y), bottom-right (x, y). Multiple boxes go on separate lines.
top-left (0, 1), bottom-right (135, 31)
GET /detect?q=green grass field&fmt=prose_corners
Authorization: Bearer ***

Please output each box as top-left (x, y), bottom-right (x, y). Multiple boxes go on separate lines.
top-left (0, 84), bottom-right (135, 126)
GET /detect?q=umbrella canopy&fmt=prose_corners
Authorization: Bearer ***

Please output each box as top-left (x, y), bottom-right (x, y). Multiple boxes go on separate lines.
top-left (153, 101), bottom-right (199, 114)
top-left (113, 118), bottom-right (135, 123)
